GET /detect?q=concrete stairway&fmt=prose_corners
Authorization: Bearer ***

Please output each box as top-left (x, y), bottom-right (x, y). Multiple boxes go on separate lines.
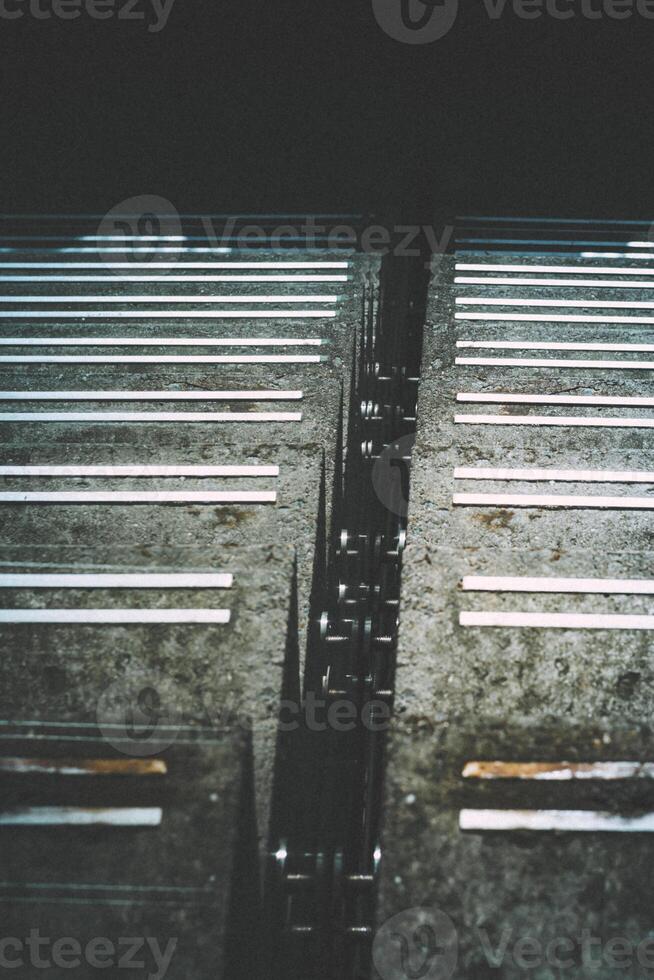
top-left (377, 219), bottom-right (654, 980)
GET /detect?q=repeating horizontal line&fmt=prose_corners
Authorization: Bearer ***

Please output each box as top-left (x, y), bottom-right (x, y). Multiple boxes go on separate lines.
top-left (0, 464), bottom-right (279, 477)
top-left (5, 235), bottom-right (188, 241)
top-left (455, 277), bottom-right (654, 288)
top-left (0, 491), bottom-right (277, 503)
top-left (456, 357), bottom-right (654, 370)
top-left (460, 611), bottom-right (654, 630)
top-left (0, 338), bottom-right (325, 348)
top-left (457, 393), bottom-right (654, 407)
top-left (0, 895), bottom-right (213, 909)
top-left (0, 262), bottom-right (350, 270)
top-left (1, 233), bottom-right (349, 241)
top-left (7, 245), bottom-right (347, 253)
top-left (456, 215), bottom-right (654, 225)
top-left (456, 313), bottom-right (654, 324)
top-left (0, 757), bottom-right (167, 776)
top-left (457, 297), bottom-right (654, 310)
top-left (582, 252), bottom-right (654, 260)
top-left (0, 390), bottom-right (302, 401)
top-left (0, 355), bottom-right (322, 364)
top-left (5, 246), bottom-right (339, 254)
top-left (0, 718), bottom-right (213, 732)
top-left (455, 414), bottom-right (654, 428)
top-left (453, 467), bottom-right (654, 483)
top-left (0, 294), bottom-right (339, 304)
top-left (459, 809), bottom-right (654, 832)
top-left (0, 211), bottom-right (359, 218)
top-left (457, 341), bottom-right (654, 352)
top-left (0, 717), bottom-right (215, 731)
top-left (0, 275), bottom-right (349, 283)
top-left (457, 238), bottom-right (654, 247)
top-left (0, 311), bottom-right (336, 319)
top-left (462, 761), bottom-right (654, 780)
top-left (0, 609), bottom-right (231, 624)
top-left (0, 573), bottom-right (233, 588)
top-left (455, 264), bottom-right (654, 275)
top-left (0, 807), bottom-right (162, 827)
top-left (3, 248), bottom-right (217, 254)
top-left (461, 575), bottom-right (654, 595)
top-left (0, 412), bottom-right (301, 423)
top-left (0, 882), bottom-right (211, 896)
top-left (455, 250), bottom-right (654, 258)
top-left (0, 734), bottom-right (217, 747)
top-left (453, 492), bottom-right (654, 509)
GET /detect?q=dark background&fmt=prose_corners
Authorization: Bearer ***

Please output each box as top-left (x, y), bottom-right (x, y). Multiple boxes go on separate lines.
top-left (1, 0), bottom-right (653, 221)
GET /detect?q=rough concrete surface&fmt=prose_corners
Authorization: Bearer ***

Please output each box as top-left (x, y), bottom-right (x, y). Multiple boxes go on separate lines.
top-left (1, 732), bottom-right (256, 980)
top-left (0, 543), bottom-right (295, 849)
top-left (377, 254), bottom-right (654, 979)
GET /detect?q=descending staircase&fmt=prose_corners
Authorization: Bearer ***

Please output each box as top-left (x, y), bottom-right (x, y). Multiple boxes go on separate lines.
top-left (378, 216), bottom-right (654, 980)
top-left (3, 212), bottom-right (654, 979)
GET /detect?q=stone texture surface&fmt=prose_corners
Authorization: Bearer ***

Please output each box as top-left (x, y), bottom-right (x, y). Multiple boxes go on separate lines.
top-left (0, 543), bottom-right (295, 846)
top-left (0, 250), bottom-right (379, 655)
top-left (380, 722), bottom-right (654, 980)
top-left (377, 253), bottom-right (654, 979)
top-left (1, 732), bottom-right (258, 980)
top-left (0, 246), bottom-right (379, 976)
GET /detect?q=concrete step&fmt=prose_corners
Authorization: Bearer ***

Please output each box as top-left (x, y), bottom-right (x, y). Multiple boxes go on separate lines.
top-left (0, 730), bottom-right (262, 979)
top-left (0, 543), bottom-right (296, 846)
top-left (377, 234), bottom-right (654, 967)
